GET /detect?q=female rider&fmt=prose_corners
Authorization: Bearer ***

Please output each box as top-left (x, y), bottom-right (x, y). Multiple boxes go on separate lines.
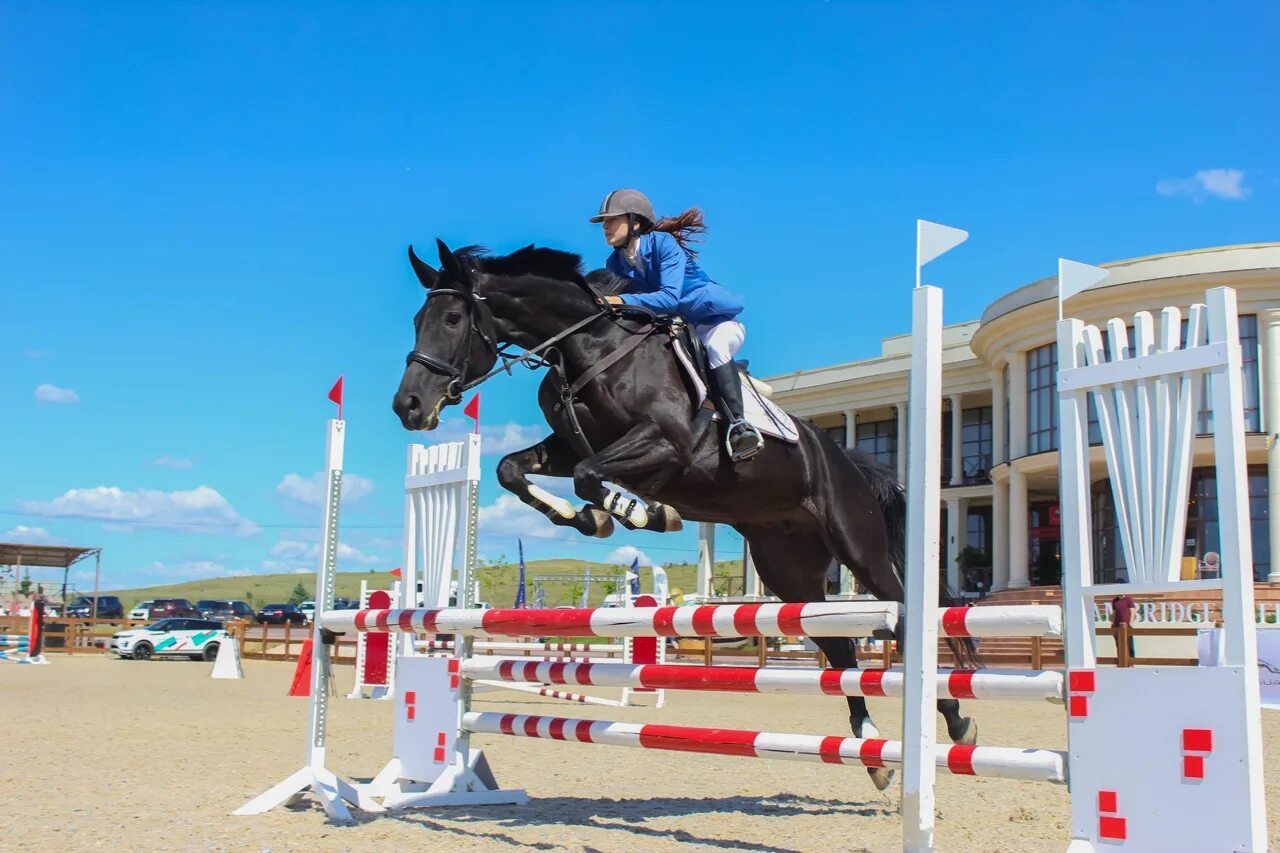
top-left (589, 188), bottom-right (764, 462)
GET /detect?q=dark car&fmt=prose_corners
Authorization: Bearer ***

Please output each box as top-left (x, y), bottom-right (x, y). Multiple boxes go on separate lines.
top-left (207, 600), bottom-right (256, 624)
top-left (148, 598), bottom-right (201, 619)
top-left (331, 597), bottom-right (359, 610)
top-left (66, 595), bottom-right (125, 619)
top-left (256, 603), bottom-right (306, 625)
top-left (195, 599), bottom-right (221, 618)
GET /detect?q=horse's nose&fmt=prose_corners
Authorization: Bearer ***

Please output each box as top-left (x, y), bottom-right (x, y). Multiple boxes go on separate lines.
top-left (392, 390), bottom-right (422, 429)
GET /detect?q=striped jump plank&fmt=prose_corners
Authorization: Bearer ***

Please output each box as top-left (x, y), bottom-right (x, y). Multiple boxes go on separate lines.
top-left (322, 602), bottom-right (1062, 640)
top-left (463, 711), bottom-right (1067, 784)
top-left (470, 680), bottom-right (625, 707)
top-left (462, 659), bottom-right (1065, 703)
top-left (415, 640), bottom-right (627, 654)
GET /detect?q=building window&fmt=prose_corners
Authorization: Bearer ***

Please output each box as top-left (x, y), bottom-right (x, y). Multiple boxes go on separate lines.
top-left (961, 406), bottom-right (993, 483)
top-left (961, 506), bottom-right (993, 596)
top-left (1090, 481), bottom-right (1127, 584)
top-left (941, 410), bottom-right (953, 484)
top-left (1185, 465), bottom-right (1271, 582)
top-left (1026, 343), bottom-right (1058, 454)
top-left (824, 424), bottom-right (845, 448)
top-left (1001, 364), bottom-right (1010, 462)
top-left (856, 418), bottom-right (897, 470)
top-left (1178, 315), bottom-right (1261, 434)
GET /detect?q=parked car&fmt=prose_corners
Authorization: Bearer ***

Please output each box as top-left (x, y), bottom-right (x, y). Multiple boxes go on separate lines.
top-left (148, 598), bottom-right (201, 619)
top-left (111, 618), bottom-right (227, 661)
top-left (65, 595), bottom-right (125, 619)
top-left (331, 597), bottom-right (359, 610)
top-left (255, 603), bottom-right (306, 625)
top-left (195, 599), bottom-right (221, 618)
top-left (204, 600), bottom-right (256, 623)
top-left (129, 600), bottom-right (155, 621)
top-left (299, 601), bottom-right (316, 622)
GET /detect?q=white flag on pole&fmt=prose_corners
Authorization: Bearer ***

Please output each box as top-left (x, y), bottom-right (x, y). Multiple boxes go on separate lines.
top-left (1057, 258), bottom-right (1109, 317)
top-left (916, 220), bottom-right (969, 271)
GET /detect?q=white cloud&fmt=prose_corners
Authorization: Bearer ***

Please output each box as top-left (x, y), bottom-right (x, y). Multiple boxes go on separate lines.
top-left (18, 486), bottom-right (259, 536)
top-left (150, 455), bottom-right (193, 470)
top-left (276, 471), bottom-right (375, 507)
top-left (35, 383), bottom-right (79, 404)
top-left (262, 538), bottom-right (382, 572)
top-left (3, 525), bottom-right (53, 543)
top-left (433, 418), bottom-right (547, 456)
top-left (1156, 168), bottom-right (1250, 202)
top-left (478, 493), bottom-right (575, 543)
top-left (605, 545), bottom-right (652, 567)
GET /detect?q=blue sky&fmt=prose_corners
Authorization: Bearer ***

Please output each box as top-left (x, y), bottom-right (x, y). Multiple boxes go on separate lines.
top-left (2, 3), bottom-right (1276, 592)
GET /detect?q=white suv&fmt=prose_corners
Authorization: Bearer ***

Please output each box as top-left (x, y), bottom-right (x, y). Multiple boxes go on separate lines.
top-left (112, 618), bottom-right (227, 661)
top-left (129, 600), bottom-right (155, 621)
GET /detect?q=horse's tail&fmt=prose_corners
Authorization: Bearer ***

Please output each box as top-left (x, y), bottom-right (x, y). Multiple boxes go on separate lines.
top-left (844, 447), bottom-right (982, 670)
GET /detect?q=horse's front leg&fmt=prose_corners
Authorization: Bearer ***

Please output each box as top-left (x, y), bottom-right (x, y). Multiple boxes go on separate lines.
top-left (571, 422), bottom-right (686, 533)
top-left (497, 434), bottom-right (616, 538)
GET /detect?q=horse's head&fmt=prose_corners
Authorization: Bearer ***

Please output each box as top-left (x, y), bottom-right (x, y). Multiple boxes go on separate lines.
top-left (392, 239), bottom-right (500, 431)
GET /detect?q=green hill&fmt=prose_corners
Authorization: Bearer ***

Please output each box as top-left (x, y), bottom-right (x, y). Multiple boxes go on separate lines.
top-left (106, 558), bottom-right (746, 609)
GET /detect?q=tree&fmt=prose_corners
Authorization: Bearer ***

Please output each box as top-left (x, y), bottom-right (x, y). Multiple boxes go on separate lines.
top-left (288, 582), bottom-right (308, 605)
top-left (17, 577), bottom-right (31, 597)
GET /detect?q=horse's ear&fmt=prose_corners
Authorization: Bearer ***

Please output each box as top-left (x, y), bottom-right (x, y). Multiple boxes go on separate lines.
top-left (407, 245), bottom-right (438, 289)
top-left (437, 238), bottom-right (463, 279)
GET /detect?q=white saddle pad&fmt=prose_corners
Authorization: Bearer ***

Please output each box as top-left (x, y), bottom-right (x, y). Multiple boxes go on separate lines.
top-left (671, 338), bottom-right (799, 444)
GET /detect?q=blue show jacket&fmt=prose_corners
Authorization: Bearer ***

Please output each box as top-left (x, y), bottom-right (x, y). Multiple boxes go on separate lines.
top-left (606, 231), bottom-right (743, 324)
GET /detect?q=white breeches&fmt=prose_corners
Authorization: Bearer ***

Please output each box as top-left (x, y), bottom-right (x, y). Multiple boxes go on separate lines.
top-left (694, 320), bottom-right (745, 369)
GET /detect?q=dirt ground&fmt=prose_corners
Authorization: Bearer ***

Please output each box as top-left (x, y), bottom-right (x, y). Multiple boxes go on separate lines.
top-left (1, 656), bottom-right (1277, 852)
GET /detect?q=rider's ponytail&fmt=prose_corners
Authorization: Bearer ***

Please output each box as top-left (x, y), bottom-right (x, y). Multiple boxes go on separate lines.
top-left (643, 208), bottom-right (707, 258)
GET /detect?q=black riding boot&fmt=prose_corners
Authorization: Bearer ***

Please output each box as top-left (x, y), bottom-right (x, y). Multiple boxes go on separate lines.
top-left (709, 363), bottom-right (764, 461)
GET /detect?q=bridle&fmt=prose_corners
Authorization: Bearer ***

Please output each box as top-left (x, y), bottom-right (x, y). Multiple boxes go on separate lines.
top-left (404, 273), bottom-right (622, 407)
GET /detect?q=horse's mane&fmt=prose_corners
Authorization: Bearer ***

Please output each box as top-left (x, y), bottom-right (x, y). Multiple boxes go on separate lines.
top-left (456, 244), bottom-right (584, 283)
top-left (455, 244), bottom-right (629, 296)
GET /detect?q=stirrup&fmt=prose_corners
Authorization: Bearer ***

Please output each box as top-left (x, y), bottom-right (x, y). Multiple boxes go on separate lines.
top-left (725, 420), bottom-right (764, 462)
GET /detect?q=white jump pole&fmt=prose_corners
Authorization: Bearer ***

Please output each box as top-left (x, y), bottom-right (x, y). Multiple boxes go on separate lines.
top-left (903, 219), bottom-right (967, 852)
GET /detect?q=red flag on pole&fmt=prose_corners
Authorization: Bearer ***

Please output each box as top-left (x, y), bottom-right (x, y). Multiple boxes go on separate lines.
top-left (389, 567), bottom-right (403, 578)
top-left (328, 376), bottom-right (344, 420)
top-left (463, 394), bottom-right (480, 434)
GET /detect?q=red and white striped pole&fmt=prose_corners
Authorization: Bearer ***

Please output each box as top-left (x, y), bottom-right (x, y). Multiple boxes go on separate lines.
top-left (463, 712), bottom-right (1066, 784)
top-left (462, 659), bottom-right (1065, 703)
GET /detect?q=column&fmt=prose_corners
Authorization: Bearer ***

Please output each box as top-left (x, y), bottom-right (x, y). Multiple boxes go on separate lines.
top-left (992, 478), bottom-right (1009, 592)
top-left (946, 497), bottom-right (965, 593)
top-left (1264, 308), bottom-right (1280, 583)
top-left (950, 394), bottom-right (965, 485)
top-left (843, 409), bottom-right (858, 449)
top-left (896, 402), bottom-right (909, 481)
top-left (1008, 466), bottom-right (1030, 588)
top-left (1008, 351), bottom-right (1028, 459)
top-left (991, 366), bottom-right (1006, 466)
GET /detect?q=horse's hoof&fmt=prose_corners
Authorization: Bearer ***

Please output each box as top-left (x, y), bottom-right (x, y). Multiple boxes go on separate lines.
top-left (951, 717), bottom-right (978, 746)
top-left (868, 767), bottom-right (896, 792)
top-left (652, 504), bottom-right (683, 533)
top-left (584, 508), bottom-right (615, 539)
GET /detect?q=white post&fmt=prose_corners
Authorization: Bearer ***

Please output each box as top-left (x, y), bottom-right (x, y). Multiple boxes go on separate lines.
top-left (1263, 308), bottom-right (1280, 583)
top-left (903, 219), bottom-right (965, 853)
top-left (843, 409), bottom-right (858, 449)
top-left (896, 402), bottom-right (909, 482)
top-left (742, 543), bottom-right (762, 598)
top-left (945, 498), bottom-right (964, 594)
top-left (903, 284), bottom-right (943, 852)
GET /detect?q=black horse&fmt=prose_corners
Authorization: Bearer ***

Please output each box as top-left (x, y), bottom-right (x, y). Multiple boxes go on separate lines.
top-left (392, 240), bottom-right (979, 790)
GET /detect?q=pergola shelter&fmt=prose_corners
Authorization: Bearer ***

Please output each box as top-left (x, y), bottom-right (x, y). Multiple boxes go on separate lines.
top-left (0, 543), bottom-right (103, 608)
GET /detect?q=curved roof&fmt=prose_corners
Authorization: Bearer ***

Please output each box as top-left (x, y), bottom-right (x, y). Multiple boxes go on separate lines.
top-left (980, 243), bottom-right (1280, 326)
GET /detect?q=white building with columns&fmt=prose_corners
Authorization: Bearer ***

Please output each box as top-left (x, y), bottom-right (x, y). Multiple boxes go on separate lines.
top-left (765, 243), bottom-right (1280, 595)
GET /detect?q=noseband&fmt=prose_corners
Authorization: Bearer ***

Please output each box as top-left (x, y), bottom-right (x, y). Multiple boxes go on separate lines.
top-left (404, 285), bottom-right (498, 404)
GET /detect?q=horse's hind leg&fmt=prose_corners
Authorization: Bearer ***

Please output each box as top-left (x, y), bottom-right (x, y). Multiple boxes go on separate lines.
top-left (496, 434), bottom-right (615, 538)
top-left (737, 525), bottom-right (896, 792)
top-left (571, 422), bottom-right (687, 533)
